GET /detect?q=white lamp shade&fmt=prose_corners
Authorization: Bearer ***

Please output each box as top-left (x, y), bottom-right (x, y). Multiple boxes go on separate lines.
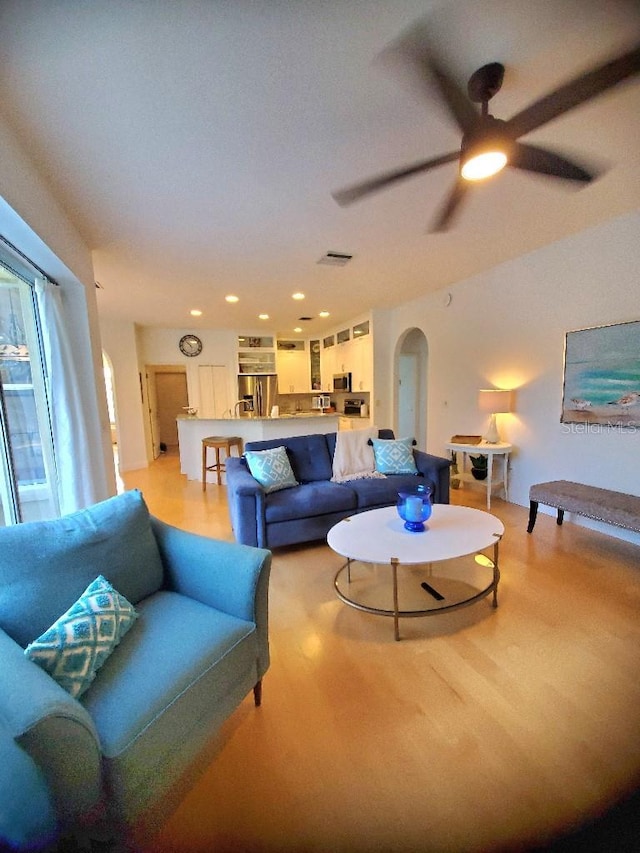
top-left (478, 389), bottom-right (513, 414)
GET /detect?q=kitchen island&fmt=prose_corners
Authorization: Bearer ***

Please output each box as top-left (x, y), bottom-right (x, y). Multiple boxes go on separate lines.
top-left (177, 414), bottom-right (340, 482)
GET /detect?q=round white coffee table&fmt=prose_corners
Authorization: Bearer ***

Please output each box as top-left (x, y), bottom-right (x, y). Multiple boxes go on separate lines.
top-left (327, 504), bottom-right (504, 640)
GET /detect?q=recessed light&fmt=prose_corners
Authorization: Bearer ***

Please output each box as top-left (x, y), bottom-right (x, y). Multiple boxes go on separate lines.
top-left (225, 294), bottom-right (239, 303)
top-left (319, 310), bottom-right (330, 318)
top-left (293, 327), bottom-right (302, 333)
top-left (258, 313), bottom-right (269, 320)
top-left (190, 309), bottom-right (202, 317)
top-left (292, 292), bottom-right (305, 300)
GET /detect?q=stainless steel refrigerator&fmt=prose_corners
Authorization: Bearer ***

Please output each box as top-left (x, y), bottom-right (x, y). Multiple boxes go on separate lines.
top-left (237, 374), bottom-right (278, 417)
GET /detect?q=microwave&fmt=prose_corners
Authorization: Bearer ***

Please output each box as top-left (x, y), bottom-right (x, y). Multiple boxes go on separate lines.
top-left (333, 372), bottom-right (352, 392)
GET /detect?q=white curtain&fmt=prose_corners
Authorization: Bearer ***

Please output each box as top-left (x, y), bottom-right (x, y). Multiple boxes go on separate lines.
top-left (35, 278), bottom-right (99, 514)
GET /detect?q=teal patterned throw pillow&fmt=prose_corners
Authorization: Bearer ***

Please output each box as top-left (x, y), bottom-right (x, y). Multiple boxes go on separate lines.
top-left (371, 437), bottom-right (418, 475)
top-left (245, 446), bottom-right (298, 493)
top-left (24, 575), bottom-right (137, 699)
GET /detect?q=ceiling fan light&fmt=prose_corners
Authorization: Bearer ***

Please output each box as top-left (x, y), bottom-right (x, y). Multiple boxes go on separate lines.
top-left (461, 150), bottom-right (507, 181)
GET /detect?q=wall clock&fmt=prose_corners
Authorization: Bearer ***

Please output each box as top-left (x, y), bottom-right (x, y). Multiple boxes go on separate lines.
top-left (179, 334), bottom-right (203, 357)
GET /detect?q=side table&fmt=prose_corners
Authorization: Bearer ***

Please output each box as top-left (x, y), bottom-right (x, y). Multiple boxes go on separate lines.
top-left (446, 441), bottom-right (512, 510)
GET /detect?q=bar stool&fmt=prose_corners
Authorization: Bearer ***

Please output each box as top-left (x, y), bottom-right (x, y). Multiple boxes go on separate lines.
top-left (202, 435), bottom-right (243, 490)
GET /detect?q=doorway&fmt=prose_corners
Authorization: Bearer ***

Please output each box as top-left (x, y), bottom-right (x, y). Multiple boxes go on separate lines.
top-left (146, 365), bottom-right (188, 457)
top-left (395, 328), bottom-right (428, 447)
top-left (398, 353), bottom-right (418, 438)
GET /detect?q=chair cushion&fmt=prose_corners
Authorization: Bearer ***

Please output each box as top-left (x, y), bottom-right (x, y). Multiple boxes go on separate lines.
top-left (264, 480), bottom-right (357, 524)
top-left (245, 446), bottom-right (298, 493)
top-left (82, 590), bottom-right (260, 820)
top-left (0, 489), bottom-right (163, 648)
top-left (82, 590), bottom-right (256, 757)
top-left (24, 576), bottom-right (138, 699)
top-left (371, 437), bottom-right (418, 475)
top-left (347, 473), bottom-right (430, 509)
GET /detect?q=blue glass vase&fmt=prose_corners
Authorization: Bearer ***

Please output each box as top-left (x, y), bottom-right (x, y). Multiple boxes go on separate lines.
top-left (397, 484), bottom-right (433, 532)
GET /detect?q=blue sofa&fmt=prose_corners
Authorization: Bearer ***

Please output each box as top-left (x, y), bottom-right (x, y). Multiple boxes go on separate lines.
top-left (0, 489), bottom-right (271, 851)
top-left (226, 429), bottom-right (452, 549)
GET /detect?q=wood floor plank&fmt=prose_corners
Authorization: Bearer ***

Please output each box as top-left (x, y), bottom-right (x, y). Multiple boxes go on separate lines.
top-left (122, 452), bottom-right (640, 852)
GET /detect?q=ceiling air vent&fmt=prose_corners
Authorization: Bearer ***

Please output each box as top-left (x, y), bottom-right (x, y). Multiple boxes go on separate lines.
top-left (317, 251), bottom-right (353, 267)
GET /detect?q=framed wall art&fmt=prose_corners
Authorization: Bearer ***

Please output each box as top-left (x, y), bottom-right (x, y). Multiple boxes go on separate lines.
top-left (561, 319), bottom-right (640, 428)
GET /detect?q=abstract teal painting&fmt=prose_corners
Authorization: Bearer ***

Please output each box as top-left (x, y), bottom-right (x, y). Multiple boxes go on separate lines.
top-left (561, 320), bottom-right (640, 428)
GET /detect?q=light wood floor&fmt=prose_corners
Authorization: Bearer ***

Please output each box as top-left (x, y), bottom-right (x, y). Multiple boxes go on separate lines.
top-left (122, 452), bottom-right (640, 853)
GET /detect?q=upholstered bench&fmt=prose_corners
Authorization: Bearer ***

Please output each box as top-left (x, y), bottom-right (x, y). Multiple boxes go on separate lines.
top-left (527, 480), bottom-right (640, 535)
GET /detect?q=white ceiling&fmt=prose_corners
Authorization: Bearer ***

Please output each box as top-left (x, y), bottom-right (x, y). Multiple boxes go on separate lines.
top-left (1, 0), bottom-right (639, 337)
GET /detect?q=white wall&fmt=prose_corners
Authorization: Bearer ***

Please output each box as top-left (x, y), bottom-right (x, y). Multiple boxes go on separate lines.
top-left (99, 318), bottom-right (148, 472)
top-left (385, 210), bottom-right (640, 544)
top-left (138, 326), bottom-right (237, 414)
top-left (97, 323), bottom-right (240, 471)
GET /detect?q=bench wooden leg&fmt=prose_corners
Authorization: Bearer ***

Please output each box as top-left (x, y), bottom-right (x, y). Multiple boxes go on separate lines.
top-left (527, 500), bottom-right (538, 533)
top-left (557, 508), bottom-right (565, 526)
top-left (253, 680), bottom-right (262, 707)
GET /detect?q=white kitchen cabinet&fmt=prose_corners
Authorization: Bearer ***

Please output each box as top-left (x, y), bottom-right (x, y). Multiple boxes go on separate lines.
top-left (237, 350), bottom-right (276, 374)
top-left (320, 341), bottom-right (336, 393)
top-left (350, 332), bottom-right (373, 392)
top-left (276, 347), bottom-right (310, 393)
top-left (331, 330), bottom-right (372, 392)
top-left (333, 336), bottom-right (350, 376)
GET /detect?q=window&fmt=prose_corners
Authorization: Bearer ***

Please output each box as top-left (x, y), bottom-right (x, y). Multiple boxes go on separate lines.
top-left (0, 249), bottom-right (57, 524)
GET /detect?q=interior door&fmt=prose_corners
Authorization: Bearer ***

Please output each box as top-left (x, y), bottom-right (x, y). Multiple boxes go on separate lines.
top-left (145, 368), bottom-right (161, 459)
top-left (398, 353), bottom-right (418, 440)
top-left (155, 371), bottom-right (188, 449)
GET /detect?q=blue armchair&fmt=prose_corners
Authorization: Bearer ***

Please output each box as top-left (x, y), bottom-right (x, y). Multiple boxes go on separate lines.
top-left (0, 489), bottom-right (271, 851)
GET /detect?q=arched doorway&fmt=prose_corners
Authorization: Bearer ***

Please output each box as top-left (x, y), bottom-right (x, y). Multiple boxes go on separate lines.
top-left (394, 328), bottom-right (428, 448)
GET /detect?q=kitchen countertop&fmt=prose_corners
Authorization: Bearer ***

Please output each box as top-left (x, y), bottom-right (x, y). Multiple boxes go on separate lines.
top-left (176, 412), bottom-right (334, 421)
top-left (176, 413), bottom-right (340, 482)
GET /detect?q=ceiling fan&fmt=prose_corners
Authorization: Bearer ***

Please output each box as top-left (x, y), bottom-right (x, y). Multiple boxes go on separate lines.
top-left (332, 32), bottom-right (640, 232)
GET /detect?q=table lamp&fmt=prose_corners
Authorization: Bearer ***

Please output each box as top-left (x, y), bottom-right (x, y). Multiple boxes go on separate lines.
top-left (478, 389), bottom-right (513, 443)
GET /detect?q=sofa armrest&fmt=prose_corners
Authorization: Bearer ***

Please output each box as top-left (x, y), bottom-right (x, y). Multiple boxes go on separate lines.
top-left (150, 518), bottom-right (271, 622)
top-left (0, 629), bottom-right (102, 829)
top-left (225, 456), bottom-right (268, 547)
top-left (413, 450), bottom-right (452, 504)
top-left (150, 519), bottom-right (271, 677)
top-left (0, 713), bottom-right (58, 852)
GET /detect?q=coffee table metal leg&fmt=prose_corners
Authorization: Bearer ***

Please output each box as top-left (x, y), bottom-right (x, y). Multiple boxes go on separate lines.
top-left (391, 557), bottom-right (400, 641)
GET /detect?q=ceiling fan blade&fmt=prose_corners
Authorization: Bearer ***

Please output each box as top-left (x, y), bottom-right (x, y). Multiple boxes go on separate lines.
top-left (510, 142), bottom-right (595, 182)
top-left (389, 29), bottom-right (478, 134)
top-left (332, 151), bottom-right (459, 206)
top-left (505, 43), bottom-right (640, 139)
top-left (418, 53), bottom-right (479, 134)
top-left (429, 179), bottom-right (469, 232)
